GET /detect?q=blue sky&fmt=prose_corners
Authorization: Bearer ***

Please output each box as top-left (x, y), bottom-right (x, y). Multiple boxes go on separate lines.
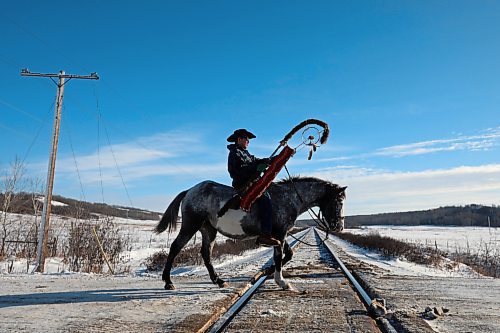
top-left (1, 1), bottom-right (499, 215)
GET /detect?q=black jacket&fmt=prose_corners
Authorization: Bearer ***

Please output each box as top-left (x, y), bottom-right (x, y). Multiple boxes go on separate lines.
top-left (227, 143), bottom-right (267, 189)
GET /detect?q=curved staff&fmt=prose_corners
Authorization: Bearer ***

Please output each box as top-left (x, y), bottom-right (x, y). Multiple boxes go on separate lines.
top-left (271, 118), bottom-right (330, 159)
top-left (238, 118), bottom-right (330, 212)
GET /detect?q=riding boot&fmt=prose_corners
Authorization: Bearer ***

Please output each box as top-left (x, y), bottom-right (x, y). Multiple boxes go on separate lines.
top-left (256, 192), bottom-right (278, 246)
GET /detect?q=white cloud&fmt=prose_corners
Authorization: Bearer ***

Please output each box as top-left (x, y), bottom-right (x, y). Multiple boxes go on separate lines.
top-left (25, 126), bottom-right (500, 215)
top-left (69, 162), bottom-right (227, 187)
top-left (56, 146), bottom-right (172, 171)
top-left (312, 164), bottom-right (500, 215)
top-left (30, 129), bottom-right (218, 180)
top-left (374, 127), bottom-right (500, 157)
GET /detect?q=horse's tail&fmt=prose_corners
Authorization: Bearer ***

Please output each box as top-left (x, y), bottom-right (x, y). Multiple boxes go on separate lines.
top-left (155, 190), bottom-right (188, 234)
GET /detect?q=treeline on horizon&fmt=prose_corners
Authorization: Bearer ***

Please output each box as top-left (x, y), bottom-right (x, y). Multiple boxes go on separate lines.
top-left (2, 192), bottom-right (499, 227)
top-left (300, 204), bottom-right (500, 228)
top-left (0, 192), bottom-right (161, 221)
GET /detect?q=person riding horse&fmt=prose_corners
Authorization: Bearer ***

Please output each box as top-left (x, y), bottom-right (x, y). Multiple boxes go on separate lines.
top-left (227, 128), bottom-right (281, 247)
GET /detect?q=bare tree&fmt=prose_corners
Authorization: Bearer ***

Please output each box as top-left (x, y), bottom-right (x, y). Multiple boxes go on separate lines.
top-left (0, 157), bottom-right (26, 257)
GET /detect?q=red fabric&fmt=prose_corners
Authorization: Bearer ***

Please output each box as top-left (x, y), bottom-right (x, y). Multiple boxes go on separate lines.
top-left (240, 145), bottom-right (295, 211)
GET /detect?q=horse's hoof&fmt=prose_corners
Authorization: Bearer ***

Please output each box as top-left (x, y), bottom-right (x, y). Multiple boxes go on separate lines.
top-left (265, 266), bottom-right (276, 275)
top-left (215, 278), bottom-right (229, 288)
top-left (218, 282), bottom-right (230, 288)
top-left (164, 283), bottom-right (175, 290)
top-left (283, 283), bottom-right (297, 292)
top-left (217, 278), bottom-right (229, 288)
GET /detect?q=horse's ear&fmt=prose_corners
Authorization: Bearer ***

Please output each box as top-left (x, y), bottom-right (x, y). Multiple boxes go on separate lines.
top-left (339, 186), bottom-right (347, 193)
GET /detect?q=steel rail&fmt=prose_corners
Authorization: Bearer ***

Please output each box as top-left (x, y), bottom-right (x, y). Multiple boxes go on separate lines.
top-left (204, 228), bottom-right (310, 333)
top-left (318, 229), bottom-right (373, 306)
top-left (315, 228), bottom-right (399, 333)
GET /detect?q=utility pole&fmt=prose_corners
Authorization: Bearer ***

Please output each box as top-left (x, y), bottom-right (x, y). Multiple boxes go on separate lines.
top-left (21, 69), bottom-right (99, 272)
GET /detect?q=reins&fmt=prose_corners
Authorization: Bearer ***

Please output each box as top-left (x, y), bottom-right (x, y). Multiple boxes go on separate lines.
top-left (284, 165), bottom-right (330, 247)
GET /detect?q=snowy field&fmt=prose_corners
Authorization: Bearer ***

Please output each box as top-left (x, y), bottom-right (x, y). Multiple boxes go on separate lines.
top-left (2, 211), bottom-right (498, 279)
top-left (0, 212), bottom-right (241, 275)
top-left (346, 225), bottom-right (500, 254)
top-left (327, 225), bottom-right (500, 278)
top-left (2, 214), bottom-right (500, 333)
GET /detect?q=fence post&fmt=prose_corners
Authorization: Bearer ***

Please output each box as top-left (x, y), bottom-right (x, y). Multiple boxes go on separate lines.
top-left (92, 226), bottom-right (115, 274)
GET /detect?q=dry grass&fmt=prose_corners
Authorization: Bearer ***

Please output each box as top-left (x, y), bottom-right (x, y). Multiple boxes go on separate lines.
top-left (336, 231), bottom-right (443, 266)
top-left (336, 230), bottom-right (500, 278)
top-left (144, 227), bottom-right (306, 272)
top-left (144, 238), bottom-right (259, 271)
top-left (63, 216), bottom-right (131, 273)
top-left (450, 251), bottom-right (500, 278)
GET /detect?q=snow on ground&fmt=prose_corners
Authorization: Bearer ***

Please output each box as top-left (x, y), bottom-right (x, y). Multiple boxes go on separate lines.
top-left (329, 233), bottom-right (480, 278)
top-left (35, 196), bottom-right (68, 207)
top-left (330, 225), bottom-right (500, 278)
top-left (0, 212), bottom-right (231, 275)
top-left (116, 219), bottom-right (500, 277)
top-left (347, 225), bottom-right (500, 253)
top-left (2, 213), bottom-right (499, 332)
top-left (2, 211), bottom-right (495, 279)
top-left (0, 228), bottom-right (306, 332)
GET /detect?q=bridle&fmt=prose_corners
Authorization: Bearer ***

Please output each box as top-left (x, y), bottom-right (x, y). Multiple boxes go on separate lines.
top-left (322, 196), bottom-right (344, 232)
top-left (284, 166), bottom-right (343, 246)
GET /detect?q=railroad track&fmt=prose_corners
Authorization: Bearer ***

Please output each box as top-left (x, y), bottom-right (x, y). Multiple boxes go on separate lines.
top-left (194, 228), bottom-right (400, 333)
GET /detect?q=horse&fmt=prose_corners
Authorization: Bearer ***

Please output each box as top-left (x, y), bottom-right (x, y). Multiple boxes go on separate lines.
top-left (155, 176), bottom-right (346, 291)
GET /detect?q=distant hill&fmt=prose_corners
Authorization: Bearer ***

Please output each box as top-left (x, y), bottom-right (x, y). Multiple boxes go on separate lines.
top-left (0, 192), bottom-right (161, 221)
top-left (2, 192), bottom-right (499, 227)
top-left (298, 205), bottom-right (500, 228)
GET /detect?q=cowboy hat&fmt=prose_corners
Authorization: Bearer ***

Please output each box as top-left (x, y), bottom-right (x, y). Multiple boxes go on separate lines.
top-left (227, 128), bottom-right (256, 142)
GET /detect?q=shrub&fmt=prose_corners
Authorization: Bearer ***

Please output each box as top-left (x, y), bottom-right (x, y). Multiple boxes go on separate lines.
top-left (63, 216), bottom-right (130, 274)
top-left (336, 231), bottom-right (499, 278)
top-left (144, 238), bottom-right (260, 272)
top-left (144, 250), bottom-right (168, 272)
top-left (336, 231), bottom-right (444, 266)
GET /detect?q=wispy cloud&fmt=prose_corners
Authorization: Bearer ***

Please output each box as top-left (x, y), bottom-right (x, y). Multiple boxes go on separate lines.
top-left (57, 146), bottom-right (172, 171)
top-left (374, 127), bottom-right (500, 157)
top-left (311, 126), bottom-right (500, 164)
top-left (65, 162), bottom-right (227, 187)
top-left (28, 129), bottom-right (228, 186)
top-left (23, 126), bottom-right (500, 214)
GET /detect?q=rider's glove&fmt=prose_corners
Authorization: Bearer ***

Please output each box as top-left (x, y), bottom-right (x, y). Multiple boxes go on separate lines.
top-left (256, 163), bottom-right (268, 172)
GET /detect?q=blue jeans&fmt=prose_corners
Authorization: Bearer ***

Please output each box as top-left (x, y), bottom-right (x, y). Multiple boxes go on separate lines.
top-left (257, 191), bottom-right (273, 235)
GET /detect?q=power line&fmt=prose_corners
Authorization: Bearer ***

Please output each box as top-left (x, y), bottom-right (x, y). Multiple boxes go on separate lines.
top-left (62, 105), bottom-right (87, 203)
top-left (21, 69), bottom-right (99, 273)
top-left (1, 12), bottom-right (82, 71)
top-left (97, 112), bottom-right (106, 204)
top-left (0, 99), bottom-right (45, 123)
top-left (93, 84), bottom-right (133, 207)
top-left (0, 122), bottom-right (33, 140)
top-left (20, 101), bottom-right (55, 165)
top-left (0, 53), bottom-right (24, 68)
top-left (63, 91), bottom-right (202, 178)
top-left (3, 9), bottom-right (208, 172)
top-left (0, 99), bottom-right (54, 164)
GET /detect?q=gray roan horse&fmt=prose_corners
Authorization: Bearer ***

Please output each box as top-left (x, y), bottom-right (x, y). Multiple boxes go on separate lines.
top-left (155, 176), bottom-right (346, 291)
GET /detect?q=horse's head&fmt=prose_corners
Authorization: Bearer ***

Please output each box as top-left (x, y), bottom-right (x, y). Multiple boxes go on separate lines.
top-left (320, 185), bottom-right (347, 232)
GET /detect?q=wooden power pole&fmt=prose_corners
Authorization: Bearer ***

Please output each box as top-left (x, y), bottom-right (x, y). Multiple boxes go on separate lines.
top-left (21, 69), bottom-right (99, 272)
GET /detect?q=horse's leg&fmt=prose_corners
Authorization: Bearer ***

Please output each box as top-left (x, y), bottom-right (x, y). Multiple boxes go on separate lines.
top-left (200, 223), bottom-right (228, 288)
top-left (162, 224), bottom-right (200, 290)
top-left (282, 240), bottom-right (294, 266)
top-left (273, 244), bottom-right (294, 290)
top-left (264, 239), bottom-right (293, 275)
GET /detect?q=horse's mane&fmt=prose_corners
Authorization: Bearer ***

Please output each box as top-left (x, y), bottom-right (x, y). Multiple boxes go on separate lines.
top-left (276, 176), bottom-right (343, 195)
